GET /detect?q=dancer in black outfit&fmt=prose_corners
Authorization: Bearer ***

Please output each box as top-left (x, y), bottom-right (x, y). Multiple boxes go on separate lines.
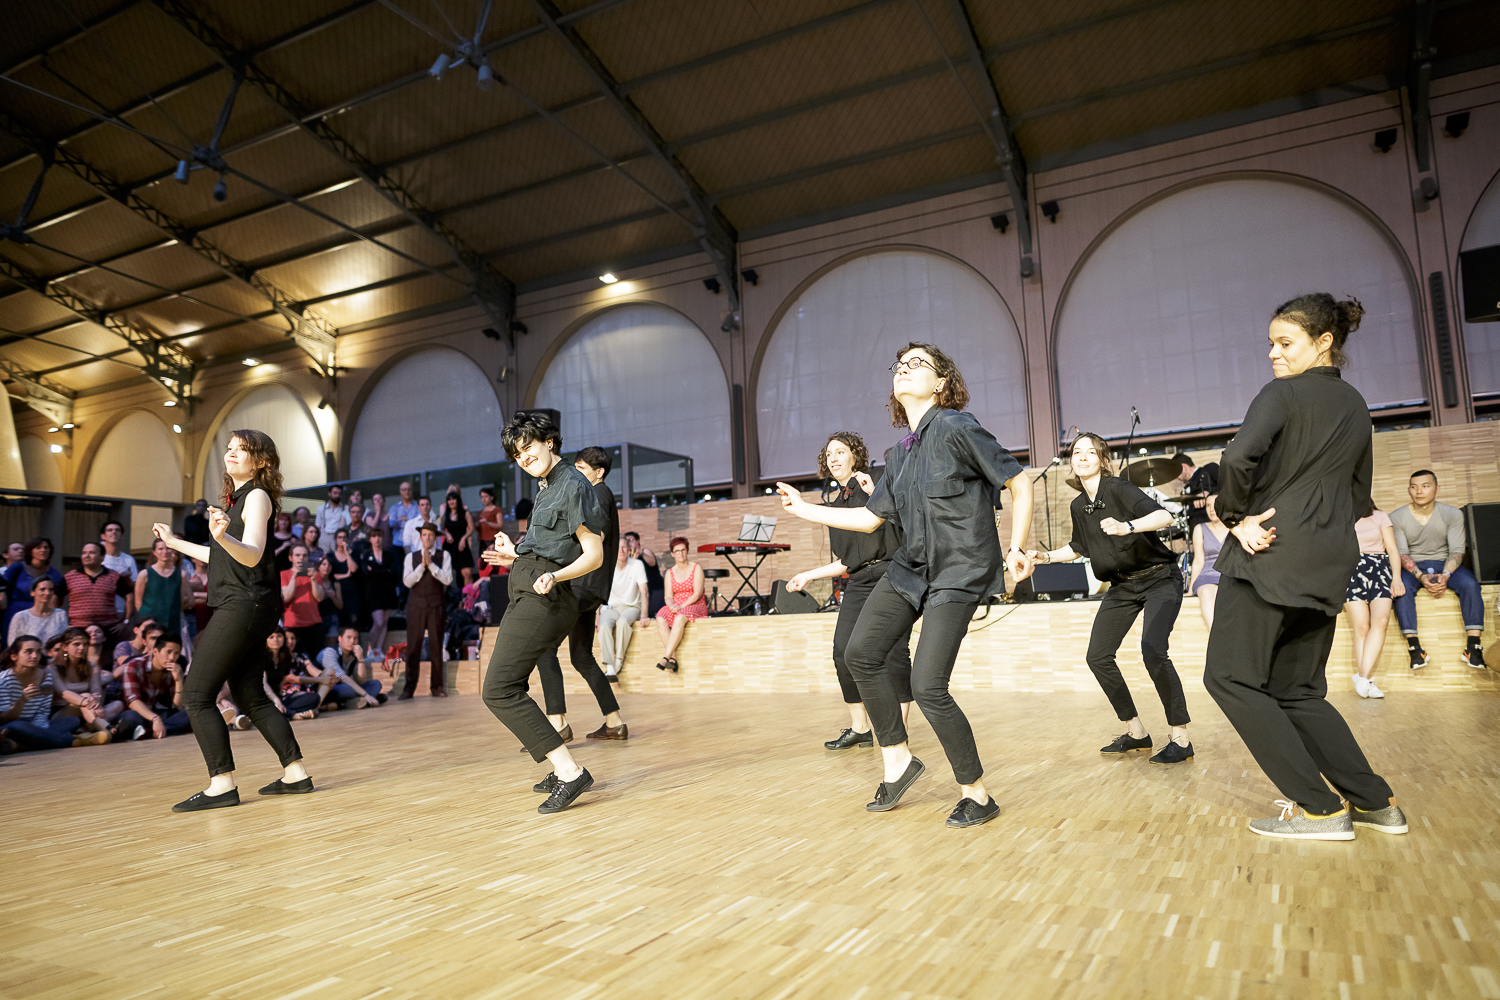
top-left (155, 430), bottom-right (312, 812)
top-left (779, 343), bottom-right (1034, 829)
top-left (534, 445), bottom-right (628, 744)
top-left (1030, 431), bottom-right (1193, 763)
top-left (785, 431), bottom-right (913, 750)
top-left (480, 412), bottom-right (605, 814)
top-left (1204, 293), bottom-right (1406, 840)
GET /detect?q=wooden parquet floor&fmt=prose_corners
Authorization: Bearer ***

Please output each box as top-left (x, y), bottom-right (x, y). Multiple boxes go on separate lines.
top-left (4, 686), bottom-right (1500, 1000)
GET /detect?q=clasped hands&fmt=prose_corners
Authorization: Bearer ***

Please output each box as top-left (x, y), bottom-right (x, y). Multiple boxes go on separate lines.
top-left (1230, 508), bottom-right (1277, 554)
top-left (481, 532), bottom-right (555, 594)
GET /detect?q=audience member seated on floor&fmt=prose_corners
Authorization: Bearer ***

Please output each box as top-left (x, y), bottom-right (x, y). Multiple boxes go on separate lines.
top-left (314, 627), bottom-right (384, 709)
top-left (301, 524), bottom-right (327, 567)
top-left (0, 635), bottom-right (110, 753)
top-left (654, 536), bottom-right (708, 673)
top-left (85, 624), bottom-right (107, 672)
top-left (3, 537), bottom-right (66, 635)
top-left (600, 539), bottom-right (648, 679)
top-left (316, 483), bottom-right (351, 536)
top-left (98, 521), bottom-right (138, 622)
top-left (1391, 469), bottom-right (1485, 669)
top-left (182, 498), bottom-right (211, 546)
top-left (281, 543), bottom-right (328, 655)
top-left (265, 628), bottom-right (320, 721)
top-left (9, 576), bottom-right (69, 646)
top-left (113, 617), bottom-right (157, 671)
top-left (52, 626), bottom-right (122, 732)
top-left (1188, 495), bottom-right (1227, 629)
top-left (135, 538), bottom-right (189, 637)
top-left (112, 632), bottom-right (191, 742)
top-left (64, 542), bottom-right (134, 645)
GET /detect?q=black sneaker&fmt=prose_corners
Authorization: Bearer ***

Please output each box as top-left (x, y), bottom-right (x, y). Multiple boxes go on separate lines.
top-left (533, 772), bottom-right (560, 794)
top-left (1408, 645), bottom-right (1428, 670)
top-left (537, 768), bottom-right (594, 814)
top-left (1462, 646), bottom-right (1487, 669)
top-left (1100, 733), bottom-right (1153, 755)
top-left (1149, 740), bottom-right (1194, 764)
top-left (171, 788), bottom-right (240, 813)
top-left (824, 728), bottom-right (875, 750)
top-left (946, 796), bottom-right (1001, 828)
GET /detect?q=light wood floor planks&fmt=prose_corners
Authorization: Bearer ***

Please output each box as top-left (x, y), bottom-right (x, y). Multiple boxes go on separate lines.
top-left (4, 683), bottom-right (1500, 1000)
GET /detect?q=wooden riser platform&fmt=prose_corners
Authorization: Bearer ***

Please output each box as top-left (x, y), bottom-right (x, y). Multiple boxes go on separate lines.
top-left (470, 585), bottom-right (1500, 700)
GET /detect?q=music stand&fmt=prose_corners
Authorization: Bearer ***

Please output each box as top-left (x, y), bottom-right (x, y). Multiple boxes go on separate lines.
top-left (738, 515), bottom-right (777, 543)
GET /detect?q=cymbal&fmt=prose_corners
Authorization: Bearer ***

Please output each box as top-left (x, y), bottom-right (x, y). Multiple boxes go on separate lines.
top-left (1123, 456), bottom-right (1183, 487)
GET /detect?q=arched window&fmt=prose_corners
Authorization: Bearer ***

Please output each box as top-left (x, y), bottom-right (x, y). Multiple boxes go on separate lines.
top-left (1055, 177), bottom-right (1424, 439)
top-left (19, 436), bottom-right (62, 492)
top-left (85, 412), bottom-right (181, 501)
top-left (1460, 171), bottom-right (1500, 397)
top-left (756, 250), bottom-right (1028, 479)
top-left (204, 384), bottom-right (326, 494)
top-left (349, 348), bottom-right (502, 478)
top-left (535, 304), bottom-right (732, 485)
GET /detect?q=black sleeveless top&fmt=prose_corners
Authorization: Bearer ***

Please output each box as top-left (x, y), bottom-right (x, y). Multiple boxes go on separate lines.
top-left (208, 481), bottom-right (280, 609)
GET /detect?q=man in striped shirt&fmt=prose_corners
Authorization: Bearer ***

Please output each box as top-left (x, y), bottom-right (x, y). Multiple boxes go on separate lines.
top-left (64, 543), bottom-right (133, 644)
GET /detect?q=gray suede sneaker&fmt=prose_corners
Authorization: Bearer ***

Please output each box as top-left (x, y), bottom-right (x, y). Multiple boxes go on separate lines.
top-left (1350, 802), bottom-right (1409, 835)
top-left (1247, 801), bottom-right (1355, 841)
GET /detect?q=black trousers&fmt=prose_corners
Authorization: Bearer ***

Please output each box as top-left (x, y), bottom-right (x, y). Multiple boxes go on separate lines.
top-left (536, 596), bottom-right (620, 717)
top-left (1086, 567), bottom-right (1190, 727)
top-left (182, 600), bottom-right (302, 777)
top-left (481, 556), bottom-right (581, 762)
top-left (834, 565), bottom-right (912, 705)
top-left (403, 600), bottom-right (445, 695)
top-left (1205, 575), bottom-right (1394, 815)
top-left (846, 576), bottom-right (983, 784)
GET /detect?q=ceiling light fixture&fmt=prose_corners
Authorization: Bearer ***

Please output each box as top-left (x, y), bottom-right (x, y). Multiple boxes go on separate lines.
top-left (477, 62), bottom-right (495, 92)
top-left (242, 358), bottom-right (260, 366)
top-left (49, 443), bottom-right (63, 454)
top-left (47, 426), bottom-right (59, 433)
top-left (430, 53), bottom-right (451, 79)
top-left (164, 399), bottom-right (177, 407)
top-left (172, 424), bottom-right (182, 434)
top-left (599, 273), bottom-right (618, 284)
top-left (62, 422), bottom-right (74, 429)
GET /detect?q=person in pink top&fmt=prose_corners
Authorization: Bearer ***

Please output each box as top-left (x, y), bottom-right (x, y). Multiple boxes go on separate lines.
top-left (653, 536), bottom-right (708, 672)
top-left (1343, 508), bottom-right (1405, 699)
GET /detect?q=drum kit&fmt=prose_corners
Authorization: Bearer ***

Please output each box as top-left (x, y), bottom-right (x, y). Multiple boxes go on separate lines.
top-left (1123, 456), bottom-right (1209, 591)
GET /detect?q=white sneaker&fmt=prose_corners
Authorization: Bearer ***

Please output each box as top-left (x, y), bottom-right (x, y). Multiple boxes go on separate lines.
top-left (1365, 679), bottom-right (1385, 699)
top-left (1352, 674), bottom-right (1369, 698)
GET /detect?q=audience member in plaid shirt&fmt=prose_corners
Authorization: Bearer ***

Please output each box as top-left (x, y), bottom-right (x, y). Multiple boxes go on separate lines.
top-left (112, 633), bottom-right (191, 742)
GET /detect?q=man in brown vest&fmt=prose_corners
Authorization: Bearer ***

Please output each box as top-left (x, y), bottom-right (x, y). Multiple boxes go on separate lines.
top-left (399, 522), bottom-right (452, 699)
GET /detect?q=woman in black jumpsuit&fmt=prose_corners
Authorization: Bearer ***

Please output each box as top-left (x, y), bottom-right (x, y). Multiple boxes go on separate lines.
top-left (1204, 294), bottom-right (1405, 841)
top-left (157, 429), bottom-right (311, 812)
top-left (785, 431), bottom-right (913, 750)
top-left (779, 343), bottom-right (1034, 829)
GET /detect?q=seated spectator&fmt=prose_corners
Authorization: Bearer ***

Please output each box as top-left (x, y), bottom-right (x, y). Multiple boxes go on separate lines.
top-left (314, 627), bottom-right (385, 709)
top-left (264, 628), bottom-right (320, 721)
top-left (112, 632), bottom-right (191, 742)
top-left (84, 624), bottom-right (107, 672)
top-left (291, 506), bottom-right (311, 538)
top-left (281, 544), bottom-right (327, 654)
top-left (51, 626), bottom-right (121, 731)
top-left (2, 537), bottom-right (66, 634)
top-left (600, 539), bottom-right (648, 679)
top-left (272, 512), bottom-right (296, 572)
top-left (0, 634), bottom-right (110, 753)
top-left (315, 484), bottom-right (351, 536)
top-left (1188, 496), bottom-right (1228, 629)
top-left (1392, 470), bottom-right (1484, 669)
top-left (402, 496), bottom-right (435, 552)
top-left (63, 542), bottom-right (133, 644)
top-left (8, 577), bottom-right (68, 646)
top-left (135, 538), bottom-right (190, 635)
top-left (182, 499), bottom-right (211, 545)
top-left (114, 617), bottom-right (158, 671)
top-left (654, 536), bottom-right (708, 672)
top-left (302, 524), bottom-right (327, 566)
top-left (98, 521), bottom-right (138, 622)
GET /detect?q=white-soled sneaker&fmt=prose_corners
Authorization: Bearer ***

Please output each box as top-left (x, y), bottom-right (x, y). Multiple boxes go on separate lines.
top-left (1247, 800), bottom-right (1355, 841)
top-left (1352, 674), bottom-right (1370, 698)
top-left (1364, 679), bottom-right (1385, 699)
top-left (1350, 802), bottom-right (1408, 835)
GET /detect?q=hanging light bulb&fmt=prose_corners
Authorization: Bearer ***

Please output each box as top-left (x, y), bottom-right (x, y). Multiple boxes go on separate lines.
top-left (430, 53), bottom-right (451, 79)
top-left (477, 62), bottom-right (494, 91)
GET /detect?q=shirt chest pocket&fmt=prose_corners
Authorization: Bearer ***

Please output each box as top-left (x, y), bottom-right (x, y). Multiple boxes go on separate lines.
top-left (925, 479), bottom-right (965, 500)
top-left (534, 505), bottom-right (567, 533)
top-left (924, 478), bottom-right (968, 523)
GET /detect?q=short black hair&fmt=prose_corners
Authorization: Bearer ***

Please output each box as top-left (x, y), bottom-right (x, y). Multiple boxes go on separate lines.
top-left (156, 631), bottom-right (183, 648)
top-left (623, 530), bottom-right (640, 542)
top-left (501, 410), bottom-right (561, 460)
top-left (1172, 453), bottom-right (1194, 468)
top-left (101, 520), bottom-right (124, 535)
top-left (1411, 469), bottom-right (1437, 483)
top-left (575, 446), bottom-right (612, 475)
top-left (480, 486), bottom-right (494, 499)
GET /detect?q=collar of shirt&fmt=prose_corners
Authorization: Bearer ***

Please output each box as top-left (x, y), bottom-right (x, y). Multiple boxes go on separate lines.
top-left (539, 459), bottom-right (570, 491)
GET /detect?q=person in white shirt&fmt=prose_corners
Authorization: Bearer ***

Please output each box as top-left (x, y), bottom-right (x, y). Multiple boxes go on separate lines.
top-left (402, 496), bottom-right (435, 552)
top-left (314, 484), bottom-right (351, 536)
top-left (8, 577), bottom-right (68, 646)
top-left (99, 520), bottom-right (137, 620)
top-left (399, 522), bottom-right (453, 699)
top-left (598, 540), bottom-right (647, 679)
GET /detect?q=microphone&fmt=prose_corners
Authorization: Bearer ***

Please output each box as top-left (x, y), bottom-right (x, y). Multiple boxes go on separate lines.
top-left (1130, 407), bottom-right (1139, 422)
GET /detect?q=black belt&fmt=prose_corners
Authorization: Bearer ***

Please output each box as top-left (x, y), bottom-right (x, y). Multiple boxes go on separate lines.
top-left (849, 557), bottom-right (889, 574)
top-left (1116, 561), bottom-right (1176, 584)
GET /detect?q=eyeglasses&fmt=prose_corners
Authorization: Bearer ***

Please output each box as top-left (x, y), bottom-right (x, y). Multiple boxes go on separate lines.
top-left (889, 358), bottom-right (938, 375)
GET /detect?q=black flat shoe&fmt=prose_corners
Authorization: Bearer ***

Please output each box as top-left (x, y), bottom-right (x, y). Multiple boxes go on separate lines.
top-left (866, 756), bottom-right (925, 812)
top-left (538, 768), bottom-right (594, 814)
top-left (397, 692), bottom-right (414, 701)
top-left (824, 728), bottom-right (875, 751)
top-left (259, 777), bottom-right (315, 795)
top-left (171, 788), bottom-right (240, 813)
top-left (946, 796), bottom-right (1001, 828)
top-left (534, 772), bottom-right (559, 793)
top-left (1148, 741), bottom-right (1194, 764)
top-left (1100, 733), bottom-right (1153, 755)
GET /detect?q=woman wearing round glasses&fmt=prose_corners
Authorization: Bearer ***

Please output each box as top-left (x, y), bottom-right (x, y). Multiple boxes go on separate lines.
top-left (777, 343), bottom-right (1033, 829)
top-left (1029, 431), bottom-right (1193, 764)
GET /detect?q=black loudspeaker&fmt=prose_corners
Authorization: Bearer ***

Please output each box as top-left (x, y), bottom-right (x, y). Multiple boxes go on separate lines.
top-left (1015, 563), bottom-right (1089, 602)
top-left (1464, 503), bottom-right (1500, 584)
top-left (771, 579), bottom-right (819, 614)
top-left (1460, 244), bottom-right (1500, 323)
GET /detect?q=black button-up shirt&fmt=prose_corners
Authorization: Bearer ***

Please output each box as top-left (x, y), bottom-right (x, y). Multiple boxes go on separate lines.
top-left (572, 481), bottom-right (619, 605)
top-left (826, 479), bottom-right (900, 571)
top-left (1213, 367), bottom-right (1373, 613)
top-left (1067, 476), bottom-right (1173, 583)
top-left (515, 462), bottom-right (606, 566)
top-left (866, 407), bottom-right (1024, 609)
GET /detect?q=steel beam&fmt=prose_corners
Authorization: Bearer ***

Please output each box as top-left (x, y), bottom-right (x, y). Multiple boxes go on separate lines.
top-left (1410, 0), bottom-right (1436, 172)
top-left (0, 358), bottom-right (75, 425)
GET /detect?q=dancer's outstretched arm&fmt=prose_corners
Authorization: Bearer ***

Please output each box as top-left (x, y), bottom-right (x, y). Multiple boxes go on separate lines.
top-left (777, 483), bottom-right (883, 533)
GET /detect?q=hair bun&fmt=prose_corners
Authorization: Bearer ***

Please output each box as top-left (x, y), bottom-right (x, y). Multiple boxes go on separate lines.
top-left (1338, 296), bottom-right (1365, 335)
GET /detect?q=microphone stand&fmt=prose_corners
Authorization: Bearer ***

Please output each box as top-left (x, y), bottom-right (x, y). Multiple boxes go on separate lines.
top-left (1121, 409), bottom-right (1141, 483)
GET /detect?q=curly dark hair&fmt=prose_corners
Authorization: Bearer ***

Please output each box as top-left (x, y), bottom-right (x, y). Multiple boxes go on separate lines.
top-left (1271, 293), bottom-right (1365, 368)
top-left (221, 429), bottom-right (284, 517)
top-left (501, 411), bottom-right (561, 460)
top-left (815, 431), bottom-right (870, 484)
top-left (1064, 431), bottom-right (1115, 492)
top-left (887, 342), bottom-right (970, 427)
